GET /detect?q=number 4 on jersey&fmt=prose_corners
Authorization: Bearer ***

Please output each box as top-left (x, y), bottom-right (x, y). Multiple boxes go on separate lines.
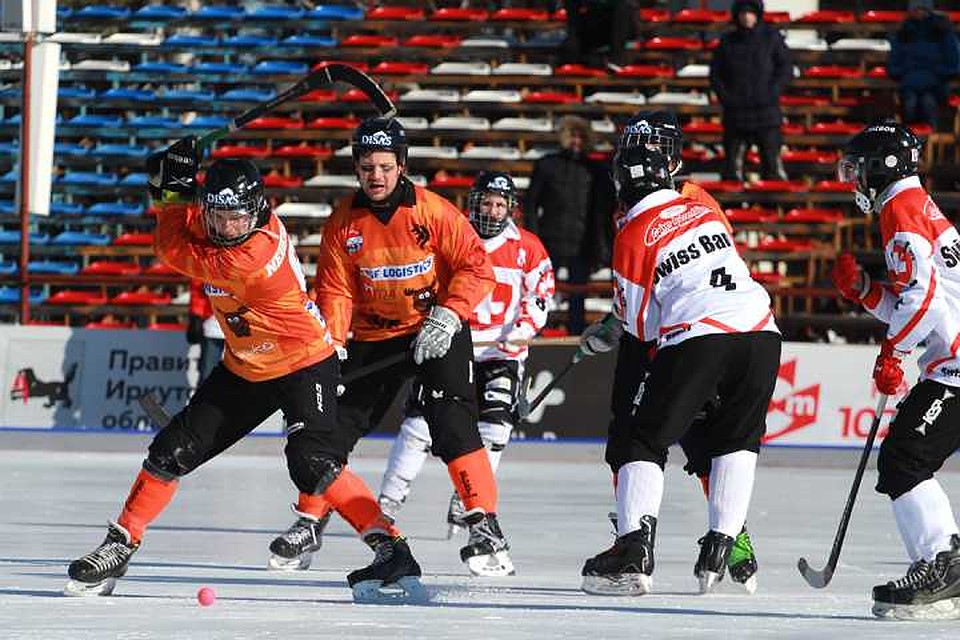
top-left (710, 267), bottom-right (737, 291)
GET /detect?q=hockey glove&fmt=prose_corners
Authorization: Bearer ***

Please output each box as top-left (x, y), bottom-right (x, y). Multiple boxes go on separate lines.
top-left (413, 305), bottom-right (461, 365)
top-left (498, 322), bottom-right (536, 356)
top-left (831, 253), bottom-right (870, 303)
top-left (578, 312), bottom-right (624, 358)
top-left (186, 313), bottom-right (204, 345)
top-left (873, 340), bottom-right (908, 395)
top-left (147, 136), bottom-right (199, 200)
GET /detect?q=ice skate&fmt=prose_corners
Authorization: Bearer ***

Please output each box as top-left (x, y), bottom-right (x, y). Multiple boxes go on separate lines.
top-left (728, 526), bottom-right (759, 594)
top-left (695, 530), bottom-right (734, 594)
top-left (873, 535), bottom-right (960, 620)
top-left (64, 522), bottom-right (139, 596)
top-left (581, 515), bottom-right (656, 596)
top-left (348, 533), bottom-right (428, 604)
top-left (460, 512), bottom-right (515, 577)
top-left (445, 492), bottom-right (467, 539)
top-left (267, 508), bottom-right (330, 571)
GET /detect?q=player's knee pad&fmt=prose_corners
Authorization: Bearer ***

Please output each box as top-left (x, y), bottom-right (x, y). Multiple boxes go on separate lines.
top-left (417, 385), bottom-right (482, 463)
top-left (876, 438), bottom-right (931, 500)
top-left (399, 414), bottom-right (432, 449)
top-left (285, 441), bottom-right (344, 495)
top-left (479, 420), bottom-right (512, 450)
top-left (146, 418), bottom-right (204, 478)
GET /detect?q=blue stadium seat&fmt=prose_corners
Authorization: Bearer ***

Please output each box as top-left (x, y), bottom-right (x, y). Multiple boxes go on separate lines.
top-left (119, 173), bottom-right (148, 186)
top-left (134, 61), bottom-right (189, 74)
top-left (164, 34), bottom-right (219, 48)
top-left (248, 5), bottom-right (305, 20)
top-left (0, 171), bottom-right (16, 183)
top-left (280, 34), bottom-right (337, 48)
top-left (163, 89), bottom-right (215, 102)
top-left (49, 202), bottom-right (86, 216)
top-left (55, 143), bottom-right (89, 156)
top-left (186, 115), bottom-right (231, 129)
top-left (0, 261), bottom-right (16, 275)
top-left (89, 144), bottom-right (150, 158)
top-left (127, 115), bottom-right (180, 129)
top-left (0, 200), bottom-right (13, 214)
top-left (0, 142), bottom-right (17, 154)
top-left (0, 89), bottom-right (20, 99)
top-left (59, 86), bottom-right (97, 99)
top-left (74, 6), bottom-right (131, 20)
top-left (87, 201), bottom-right (145, 216)
top-left (306, 6), bottom-right (365, 20)
top-left (67, 114), bottom-right (123, 128)
top-left (57, 7), bottom-right (72, 19)
top-left (0, 287), bottom-right (47, 304)
top-left (133, 5), bottom-right (188, 20)
top-left (220, 88), bottom-right (277, 102)
top-left (224, 34), bottom-right (278, 48)
top-left (58, 172), bottom-right (118, 186)
top-left (100, 88), bottom-right (156, 102)
top-left (28, 260), bottom-right (80, 275)
top-left (190, 62), bottom-right (248, 75)
top-left (193, 5), bottom-right (246, 20)
top-left (0, 231), bottom-right (50, 244)
top-left (50, 231), bottom-right (112, 246)
top-left (252, 61), bottom-right (309, 75)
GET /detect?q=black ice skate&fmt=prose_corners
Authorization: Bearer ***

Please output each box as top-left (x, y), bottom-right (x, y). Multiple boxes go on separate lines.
top-left (445, 492), bottom-right (467, 539)
top-left (695, 530), bottom-right (734, 594)
top-left (348, 533), bottom-right (427, 604)
top-left (581, 515), bottom-right (656, 596)
top-left (873, 535), bottom-right (960, 620)
top-left (267, 507), bottom-right (330, 571)
top-left (460, 512), bottom-right (515, 577)
top-left (64, 521), bottom-right (139, 596)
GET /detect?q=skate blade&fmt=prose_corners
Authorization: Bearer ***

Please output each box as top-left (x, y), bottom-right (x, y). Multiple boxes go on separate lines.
top-left (697, 571), bottom-right (723, 594)
top-left (63, 577), bottom-right (117, 597)
top-left (581, 573), bottom-right (652, 596)
top-left (352, 576), bottom-right (429, 605)
top-left (873, 597), bottom-right (960, 621)
top-left (465, 551), bottom-right (515, 577)
top-left (445, 522), bottom-right (465, 540)
top-left (734, 574), bottom-right (758, 594)
top-left (267, 552), bottom-right (313, 572)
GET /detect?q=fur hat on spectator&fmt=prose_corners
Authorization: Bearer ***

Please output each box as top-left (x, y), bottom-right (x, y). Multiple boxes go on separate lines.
top-left (557, 115), bottom-right (594, 150)
top-left (730, 0), bottom-right (764, 21)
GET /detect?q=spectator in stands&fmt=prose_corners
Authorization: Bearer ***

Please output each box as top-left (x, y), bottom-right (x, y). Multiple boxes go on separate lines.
top-left (888, 0), bottom-right (960, 130)
top-left (709, 0), bottom-right (792, 182)
top-left (523, 116), bottom-right (615, 335)
top-left (187, 279), bottom-right (224, 382)
top-left (559, 0), bottom-right (641, 68)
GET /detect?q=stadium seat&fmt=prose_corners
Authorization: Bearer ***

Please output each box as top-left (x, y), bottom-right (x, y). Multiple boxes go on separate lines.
top-left (281, 35), bottom-right (337, 48)
top-left (27, 261), bottom-right (80, 275)
top-left (262, 174), bottom-right (304, 188)
top-left (74, 5), bottom-right (130, 19)
top-left (120, 173), bottom-right (147, 186)
top-left (210, 145), bottom-right (271, 159)
top-left (408, 146), bottom-right (458, 159)
top-left (725, 208), bottom-right (779, 223)
top-left (0, 261), bottom-right (16, 274)
top-left (796, 10), bottom-right (855, 23)
top-left (803, 66), bottom-right (863, 79)
top-left (784, 208), bottom-right (844, 223)
top-left (306, 6), bottom-right (364, 21)
top-left (400, 89), bottom-right (461, 102)
top-left (58, 86), bottom-right (97, 99)
top-left (89, 144), bottom-right (149, 158)
top-left (781, 150), bottom-right (837, 164)
top-left (275, 202), bottom-right (333, 218)
top-left (163, 89), bottom-right (216, 102)
top-left (673, 9), bottom-right (728, 22)
top-left (55, 143), bottom-right (88, 156)
top-left (554, 64), bottom-right (607, 77)
top-left (133, 5), bottom-right (187, 20)
top-left (493, 62), bottom-right (552, 76)
top-left (462, 89), bottom-right (522, 103)
top-left (340, 34), bottom-right (399, 48)
top-left (371, 61), bottom-right (430, 75)
top-left (224, 34), bottom-right (278, 48)
top-left (493, 118), bottom-right (552, 132)
top-left (73, 60), bottom-right (131, 72)
top-left (50, 202), bottom-right (85, 216)
top-left (134, 61), bottom-right (188, 74)
top-left (781, 95), bottom-right (829, 106)
top-left (429, 175), bottom-right (474, 188)
top-left (460, 147), bottom-right (521, 160)
top-left (81, 261), bottom-right (141, 277)
top-left (306, 117), bottom-right (362, 129)
top-left (585, 92), bottom-right (646, 105)
top-left (100, 88), bottom-right (155, 102)
top-left (111, 291), bottom-right (172, 305)
top-left (0, 287), bottom-right (46, 304)
top-left (163, 34), bottom-right (218, 48)
top-left (103, 32), bottom-right (162, 46)
top-left (860, 10), bottom-right (905, 22)
top-left (807, 121), bottom-right (864, 135)
top-left (193, 5), bottom-right (246, 20)
top-left (252, 61), bottom-right (309, 75)
top-left (191, 62), bottom-right (248, 75)
top-left (781, 122), bottom-right (805, 135)
top-left (523, 91), bottom-right (580, 104)
top-left (245, 117), bottom-right (304, 130)
top-left (67, 114), bottom-right (123, 128)
top-left (144, 262), bottom-right (178, 275)
top-left (616, 65), bottom-right (675, 78)
top-left (220, 88), bottom-right (277, 102)
top-left (58, 172), bottom-right (117, 186)
top-left (127, 116), bottom-right (180, 129)
top-left (431, 116), bottom-right (491, 130)
top-left (745, 180), bottom-right (807, 193)
top-left (431, 7), bottom-right (488, 21)
top-left (757, 239), bottom-right (815, 252)
top-left (644, 37), bottom-right (703, 51)
top-left (87, 201), bottom-right (145, 216)
top-left (684, 121), bottom-right (724, 133)
top-left (812, 180), bottom-right (856, 192)
top-left (639, 8), bottom-right (671, 21)
top-left (186, 116), bottom-right (231, 129)
top-left (366, 6), bottom-right (425, 20)
top-left (248, 5), bottom-right (305, 20)
top-left (431, 62), bottom-right (491, 75)
top-left (765, 12), bottom-right (791, 22)
top-left (51, 231), bottom-right (112, 246)
top-left (694, 180), bottom-right (743, 193)
top-left (404, 35), bottom-right (462, 48)
top-left (297, 89), bottom-right (337, 102)
top-left (47, 290), bottom-right (109, 305)
top-left (113, 232), bottom-right (154, 246)
top-left (272, 145), bottom-right (333, 159)
top-left (341, 88), bottom-right (400, 103)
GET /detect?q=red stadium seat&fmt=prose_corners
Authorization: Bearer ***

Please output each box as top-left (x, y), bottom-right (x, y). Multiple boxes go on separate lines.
top-left (491, 8), bottom-right (549, 21)
top-left (262, 174), bottom-right (304, 188)
top-left (339, 35), bottom-right (399, 48)
top-left (781, 122), bottom-right (805, 135)
top-left (860, 11), bottom-right (906, 23)
top-left (780, 95), bottom-right (830, 106)
top-left (950, 12), bottom-right (960, 23)
top-left (781, 150), bottom-right (838, 164)
top-left (950, 95), bottom-right (960, 108)
top-left (784, 208), bottom-right (844, 223)
top-left (684, 121), bottom-right (723, 133)
top-left (144, 262), bottom-right (178, 275)
top-left (796, 10), bottom-right (855, 23)
top-left (110, 291), bottom-right (172, 305)
top-left (745, 180), bottom-right (807, 193)
top-left (673, 9), bottom-right (727, 22)
top-left (750, 272), bottom-right (786, 285)
top-left (552, 8), bottom-right (567, 20)
top-left (245, 117), bottom-right (304, 130)
top-left (523, 91), bottom-right (581, 104)
top-left (298, 90), bottom-right (337, 103)
top-left (48, 290), bottom-right (109, 305)
top-left (113, 232), bottom-right (153, 246)
top-left (812, 180), bottom-right (856, 192)
top-left (148, 322), bottom-right (188, 331)
top-left (272, 144), bottom-right (333, 159)
top-left (908, 123), bottom-right (934, 136)
top-left (643, 36), bottom-right (703, 51)
top-left (757, 239), bottom-right (815, 252)
top-left (312, 61), bottom-right (368, 73)
top-left (693, 180), bottom-right (742, 193)
top-left (306, 117), bottom-right (362, 129)
top-left (211, 145), bottom-right (272, 159)
top-left (366, 6), bottom-right (425, 20)
top-left (615, 64), bottom-right (675, 78)
top-left (80, 261), bottom-right (141, 276)
top-left (765, 11), bottom-right (791, 23)
top-left (804, 66), bottom-right (863, 79)
top-left (431, 7), bottom-right (488, 21)
top-left (429, 175), bottom-right (474, 188)
top-left (371, 61), bottom-right (429, 75)
top-left (725, 208), bottom-right (779, 223)
top-left (403, 35), bottom-right (462, 48)
top-left (866, 66), bottom-right (889, 78)
top-left (807, 121), bottom-right (864, 135)
top-left (554, 64), bottom-right (607, 77)
top-left (680, 148), bottom-right (710, 162)
top-left (638, 8), bottom-right (670, 22)
top-left (341, 88), bottom-right (400, 103)
top-left (587, 151), bottom-right (612, 162)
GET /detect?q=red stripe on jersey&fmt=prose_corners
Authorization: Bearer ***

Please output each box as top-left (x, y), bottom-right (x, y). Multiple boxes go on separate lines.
top-left (889, 269), bottom-right (937, 347)
top-left (925, 332), bottom-right (960, 375)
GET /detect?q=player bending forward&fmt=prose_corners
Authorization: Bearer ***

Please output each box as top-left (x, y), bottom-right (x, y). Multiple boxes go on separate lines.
top-left (267, 118), bottom-right (512, 577)
top-left (66, 149), bottom-right (423, 603)
top-left (377, 172), bottom-right (554, 542)
top-left (577, 139), bottom-right (781, 596)
top-left (585, 111), bottom-right (760, 593)
top-left (832, 121), bottom-right (960, 620)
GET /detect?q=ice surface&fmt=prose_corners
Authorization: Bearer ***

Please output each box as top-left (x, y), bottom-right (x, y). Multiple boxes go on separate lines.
top-left (1, 445), bottom-right (958, 639)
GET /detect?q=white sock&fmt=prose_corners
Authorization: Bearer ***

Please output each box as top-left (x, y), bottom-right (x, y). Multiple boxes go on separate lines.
top-left (616, 460), bottom-right (663, 537)
top-left (378, 416), bottom-right (432, 504)
top-left (486, 446), bottom-right (504, 473)
top-left (479, 420), bottom-right (512, 474)
top-left (708, 450), bottom-right (758, 538)
top-left (892, 479), bottom-right (960, 562)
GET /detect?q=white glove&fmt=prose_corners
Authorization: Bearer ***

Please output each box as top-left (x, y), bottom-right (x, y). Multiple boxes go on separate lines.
top-left (579, 313), bottom-right (624, 357)
top-left (498, 322), bottom-right (536, 355)
top-left (413, 305), bottom-right (461, 365)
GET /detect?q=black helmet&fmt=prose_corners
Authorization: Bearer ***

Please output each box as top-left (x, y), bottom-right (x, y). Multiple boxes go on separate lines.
top-left (200, 158), bottom-right (269, 247)
top-left (838, 121), bottom-right (922, 213)
top-left (468, 171), bottom-right (519, 238)
top-left (612, 144), bottom-right (674, 208)
top-left (619, 111), bottom-right (684, 175)
top-left (352, 117), bottom-right (408, 165)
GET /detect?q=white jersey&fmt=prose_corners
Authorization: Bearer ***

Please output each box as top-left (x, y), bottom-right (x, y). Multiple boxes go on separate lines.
top-left (613, 189), bottom-right (778, 348)
top-left (469, 220), bottom-right (555, 363)
top-left (860, 176), bottom-right (960, 386)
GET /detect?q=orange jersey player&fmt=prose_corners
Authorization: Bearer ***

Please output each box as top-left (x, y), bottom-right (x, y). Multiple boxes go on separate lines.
top-left (268, 117), bottom-right (515, 578)
top-left (66, 148), bottom-right (425, 604)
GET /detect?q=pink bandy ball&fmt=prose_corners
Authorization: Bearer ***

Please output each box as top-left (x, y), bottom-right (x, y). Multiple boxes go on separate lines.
top-left (197, 587), bottom-right (216, 607)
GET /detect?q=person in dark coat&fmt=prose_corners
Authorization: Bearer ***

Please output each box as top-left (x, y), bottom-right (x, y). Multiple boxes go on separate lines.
top-left (888, 0), bottom-right (960, 129)
top-left (523, 116), bottom-right (615, 334)
top-left (709, 0), bottom-right (792, 182)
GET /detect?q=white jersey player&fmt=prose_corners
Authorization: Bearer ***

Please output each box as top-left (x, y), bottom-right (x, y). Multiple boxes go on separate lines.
top-left (576, 142), bottom-right (781, 596)
top-left (378, 172), bottom-right (554, 541)
top-left (831, 121), bottom-right (960, 620)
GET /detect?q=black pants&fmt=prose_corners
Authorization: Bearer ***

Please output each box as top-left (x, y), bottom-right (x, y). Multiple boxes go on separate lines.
top-left (338, 327), bottom-right (482, 463)
top-left (607, 332), bottom-right (781, 471)
top-left (877, 380), bottom-right (960, 500)
top-left (147, 356), bottom-right (341, 493)
top-left (722, 126), bottom-right (787, 182)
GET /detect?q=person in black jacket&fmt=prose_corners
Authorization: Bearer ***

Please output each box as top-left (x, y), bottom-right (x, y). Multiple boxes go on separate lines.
top-left (523, 115), bottom-right (615, 334)
top-left (709, 0), bottom-right (792, 182)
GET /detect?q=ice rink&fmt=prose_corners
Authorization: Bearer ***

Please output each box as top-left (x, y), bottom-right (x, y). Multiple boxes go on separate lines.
top-left (1, 436), bottom-right (958, 639)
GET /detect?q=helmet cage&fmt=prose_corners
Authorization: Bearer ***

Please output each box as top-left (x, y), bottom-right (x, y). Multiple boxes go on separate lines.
top-left (201, 186), bottom-right (267, 247)
top-left (468, 184), bottom-right (518, 238)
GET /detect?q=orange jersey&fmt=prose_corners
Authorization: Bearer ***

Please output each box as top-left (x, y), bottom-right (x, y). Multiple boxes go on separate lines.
top-left (154, 204), bottom-right (335, 382)
top-left (681, 181), bottom-right (733, 234)
top-left (316, 183), bottom-right (495, 342)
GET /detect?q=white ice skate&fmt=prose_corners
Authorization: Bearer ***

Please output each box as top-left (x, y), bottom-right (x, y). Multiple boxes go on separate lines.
top-left (460, 512), bottom-right (515, 577)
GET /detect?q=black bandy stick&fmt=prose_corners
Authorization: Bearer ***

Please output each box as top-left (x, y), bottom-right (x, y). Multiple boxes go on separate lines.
top-left (797, 393), bottom-right (889, 588)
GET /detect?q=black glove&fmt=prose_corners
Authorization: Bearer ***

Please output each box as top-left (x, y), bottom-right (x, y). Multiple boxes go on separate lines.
top-left (148, 136), bottom-right (199, 199)
top-left (186, 313), bottom-right (204, 345)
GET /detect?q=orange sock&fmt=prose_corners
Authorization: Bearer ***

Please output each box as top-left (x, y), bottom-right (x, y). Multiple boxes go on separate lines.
top-left (447, 448), bottom-right (497, 513)
top-left (296, 492), bottom-right (333, 519)
top-left (117, 468), bottom-right (178, 543)
top-left (323, 467), bottom-right (399, 537)
top-left (699, 475), bottom-right (710, 498)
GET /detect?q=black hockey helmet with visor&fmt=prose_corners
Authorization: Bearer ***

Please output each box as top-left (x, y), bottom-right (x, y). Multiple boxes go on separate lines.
top-left (468, 172), bottom-right (519, 238)
top-left (200, 158), bottom-right (270, 247)
top-left (619, 111), bottom-right (684, 175)
top-left (352, 117), bottom-right (408, 165)
top-left (838, 121), bottom-right (922, 213)
top-left (612, 144), bottom-right (674, 209)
